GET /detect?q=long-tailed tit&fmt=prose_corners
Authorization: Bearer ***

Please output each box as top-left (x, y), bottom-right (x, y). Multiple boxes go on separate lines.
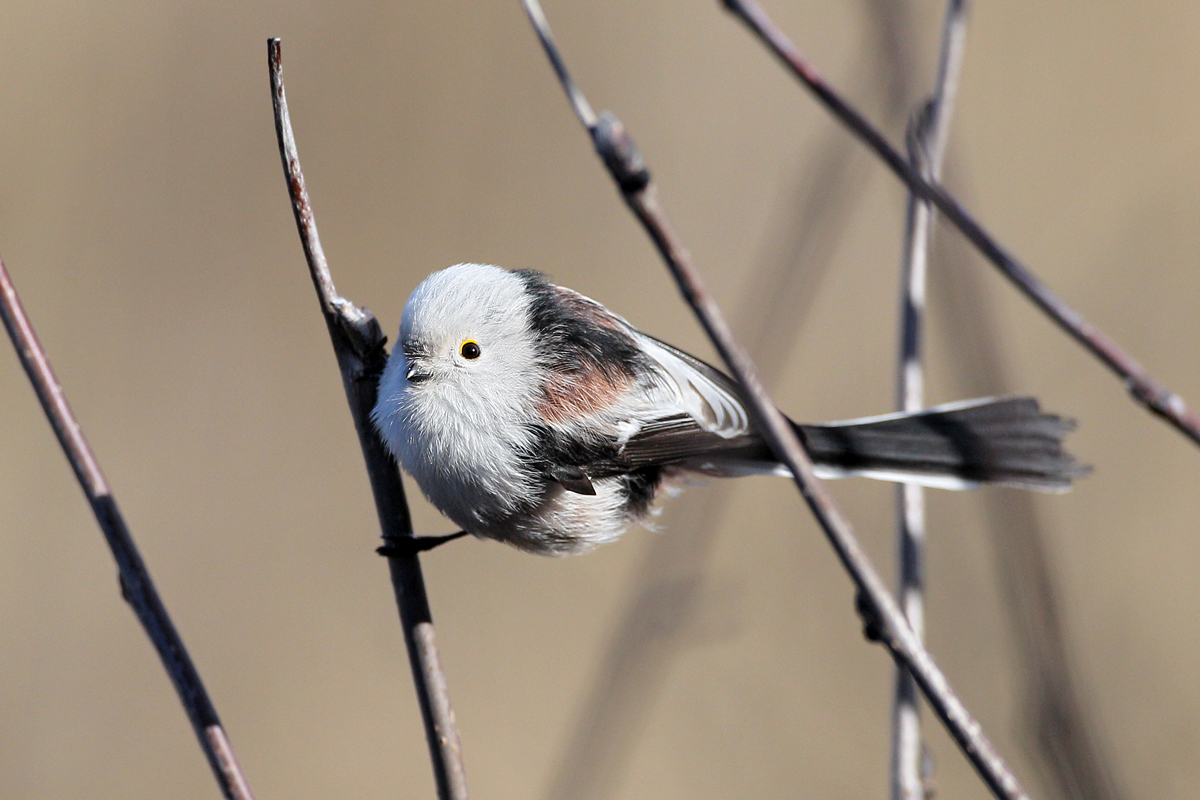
top-left (372, 263), bottom-right (1086, 555)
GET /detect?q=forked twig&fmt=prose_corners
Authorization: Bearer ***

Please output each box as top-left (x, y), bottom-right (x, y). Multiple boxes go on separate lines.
top-left (519, 2), bottom-right (1030, 799)
top-left (0, 257), bottom-right (255, 800)
top-left (722, 0), bottom-right (1200, 447)
top-left (268, 39), bottom-right (468, 800)
top-left (891, 2), bottom-right (967, 798)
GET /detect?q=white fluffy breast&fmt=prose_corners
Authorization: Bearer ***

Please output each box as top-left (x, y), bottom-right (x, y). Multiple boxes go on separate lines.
top-left (375, 356), bottom-right (540, 530)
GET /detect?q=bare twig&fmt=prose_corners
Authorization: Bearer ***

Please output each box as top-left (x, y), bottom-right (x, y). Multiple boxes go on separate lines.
top-left (722, 0), bottom-right (1200, 448)
top-left (545, 123), bottom-right (852, 800)
top-left (519, 3), bottom-right (1031, 799)
top-left (0, 256), bottom-right (255, 800)
top-left (546, 4), bottom-right (917, 793)
top-left (891, 3), bottom-right (967, 799)
top-left (268, 39), bottom-right (468, 800)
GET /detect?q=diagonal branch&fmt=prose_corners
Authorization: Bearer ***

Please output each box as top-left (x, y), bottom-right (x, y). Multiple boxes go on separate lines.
top-left (891, 2), bottom-right (967, 799)
top-left (934, 214), bottom-right (1127, 800)
top-left (722, 0), bottom-right (1200, 448)
top-left (519, 2), bottom-right (1031, 799)
top-left (0, 256), bottom-right (255, 800)
top-left (268, 39), bottom-right (468, 800)
top-left (545, 3), bottom-right (921, 793)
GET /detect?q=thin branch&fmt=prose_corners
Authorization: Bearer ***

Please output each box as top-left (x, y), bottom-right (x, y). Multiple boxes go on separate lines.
top-left (722, 0), bottom-right (1200, 448)
top-left (545, 4), bottom-right (919, 792)
top-left (891, 3), bottom-right (967, 799)
top-left (268, 39), bottom-right (468, 800)
top-left (0, 256), bottom-right (255, 800)
top-left (544, 119), bottom-right (855, 800)
top-left (518, 3), bottom-right (1030, 799)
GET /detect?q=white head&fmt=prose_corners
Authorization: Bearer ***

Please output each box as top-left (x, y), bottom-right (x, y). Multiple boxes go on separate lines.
top-left (395, 262), bottom-right (537, 392)
top-left (372, 264), bottom-right (545, 531)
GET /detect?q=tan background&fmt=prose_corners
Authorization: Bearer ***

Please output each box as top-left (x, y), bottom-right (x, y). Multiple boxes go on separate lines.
top-left (2, 1), bottom-right (1199, 798)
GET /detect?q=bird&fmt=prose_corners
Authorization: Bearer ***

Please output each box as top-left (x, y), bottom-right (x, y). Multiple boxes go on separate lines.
top-left (371, 263), bottom-right (1087, 555)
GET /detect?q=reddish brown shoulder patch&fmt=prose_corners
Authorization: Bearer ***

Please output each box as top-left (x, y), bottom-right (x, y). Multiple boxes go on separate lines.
top-left (536, 361), bottom-right (631, 424)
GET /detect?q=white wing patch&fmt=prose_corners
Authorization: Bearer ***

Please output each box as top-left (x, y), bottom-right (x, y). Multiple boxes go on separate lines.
top-left (545, 283), bottom-right (752, 442)
top-left (637, 337), bottom-right (750, 438)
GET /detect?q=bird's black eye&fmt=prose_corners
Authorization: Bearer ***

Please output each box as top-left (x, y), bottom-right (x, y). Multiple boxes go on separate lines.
top-left (460, 340), bottom-right (482, 360)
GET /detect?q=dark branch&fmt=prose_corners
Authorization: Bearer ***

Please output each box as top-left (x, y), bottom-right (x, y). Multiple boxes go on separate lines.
top-left (721, 0), bottom-right (1200, 447)
top-left (518, 2), bottom-right (1030, 799)
top-left (0, 257), bottom-right (255, 800)
top-left (543, 5), bottom-right (913, 789)
top-left (268, 38), bottom-right (469, 800)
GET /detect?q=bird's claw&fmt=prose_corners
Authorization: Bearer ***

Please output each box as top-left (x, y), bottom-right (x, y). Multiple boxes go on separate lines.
top-left (377, 531), bottom-right (468, 557)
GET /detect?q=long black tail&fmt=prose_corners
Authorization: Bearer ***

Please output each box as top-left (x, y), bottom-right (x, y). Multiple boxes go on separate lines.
top-left (795, 396), bottom-right (1088, 492)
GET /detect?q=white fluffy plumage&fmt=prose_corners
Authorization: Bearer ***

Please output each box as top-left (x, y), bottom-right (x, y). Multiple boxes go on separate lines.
top-left (372, 264), bottom-right (1086, 555)
top-left (372, 263), bottom-right (751, 553)
top-left (374, 265), bottom-right (546, 542)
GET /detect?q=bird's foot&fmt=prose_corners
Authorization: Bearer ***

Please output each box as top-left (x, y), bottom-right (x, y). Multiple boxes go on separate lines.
top-left (377, 531), bottom-right (468, 557)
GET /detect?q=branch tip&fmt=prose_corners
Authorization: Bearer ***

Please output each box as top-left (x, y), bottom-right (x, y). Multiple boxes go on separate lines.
top-left (268, 42), bottom-right (469, 799)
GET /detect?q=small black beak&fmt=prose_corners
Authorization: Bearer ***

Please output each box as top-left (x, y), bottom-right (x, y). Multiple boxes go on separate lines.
top-left (406, 364), bottom-right (432, 384)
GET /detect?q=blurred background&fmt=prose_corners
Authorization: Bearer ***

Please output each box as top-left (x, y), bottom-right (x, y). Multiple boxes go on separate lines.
top-left (2, 1), bottom-right (1199, 798)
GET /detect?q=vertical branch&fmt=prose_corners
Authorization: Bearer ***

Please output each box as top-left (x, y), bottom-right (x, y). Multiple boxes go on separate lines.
top-left (268, 39), bottom-right (468, 800)
top-left (0, 256), bottom-right (255, 800)
top-left (519, 3), bottom-right (1031, 799)
top-left (891, 4), bottom-right (967, 799)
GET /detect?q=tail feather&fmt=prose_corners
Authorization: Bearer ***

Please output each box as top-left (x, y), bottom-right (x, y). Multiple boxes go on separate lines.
top-left (795, 396), bottom-right (1089, 492)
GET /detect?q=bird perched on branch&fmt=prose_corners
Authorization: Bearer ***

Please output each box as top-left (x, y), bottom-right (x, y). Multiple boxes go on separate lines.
top-left (372, 263), bottom-right (1086, 555)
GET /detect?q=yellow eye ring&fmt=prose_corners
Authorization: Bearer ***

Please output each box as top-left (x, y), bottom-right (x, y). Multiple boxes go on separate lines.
top-left (460, 340), bottom-right (482, 360)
